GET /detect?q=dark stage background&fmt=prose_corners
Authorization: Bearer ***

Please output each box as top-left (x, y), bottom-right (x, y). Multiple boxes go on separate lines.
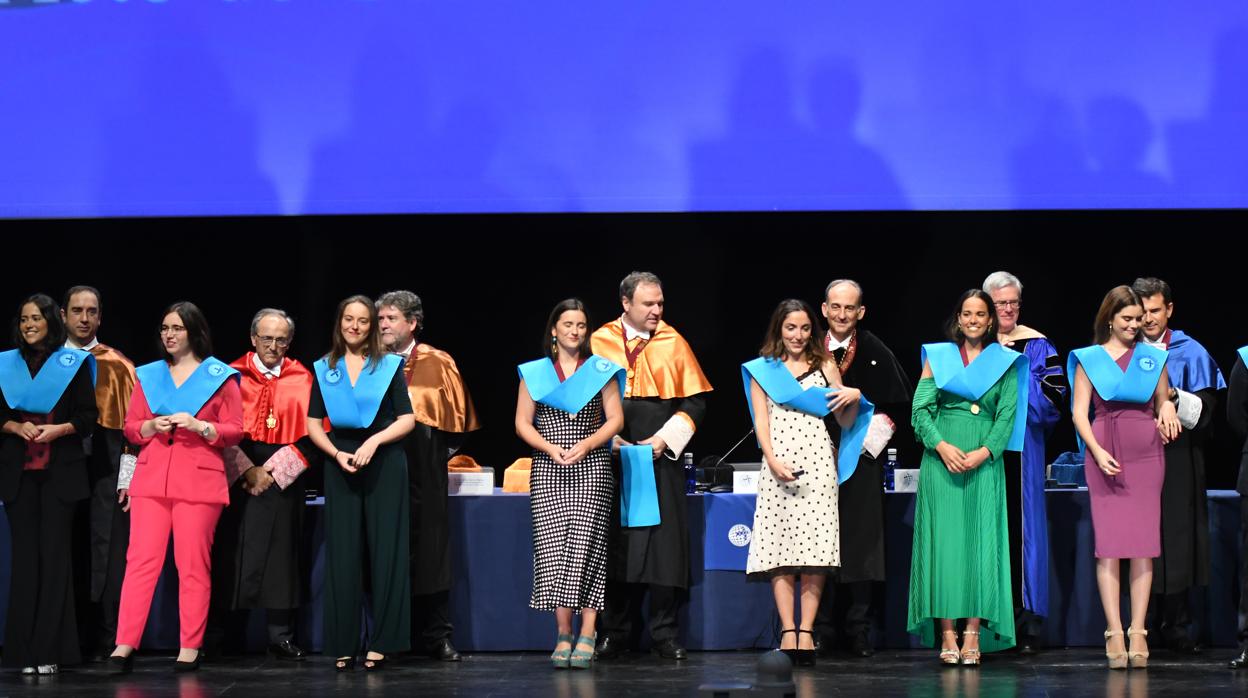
top-left (4, 210), bottom-right (1244, 489)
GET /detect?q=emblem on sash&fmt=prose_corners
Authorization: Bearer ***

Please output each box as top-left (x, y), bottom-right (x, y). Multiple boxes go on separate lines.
top-left (1138, 356), bottom-right (1157, 372)
top-left (208, 363), bottom-right (226, 377)
top-left (325, 368), bottom-right (343, 385)
top-left (594, 358), bottom-right (612, 373)
top-left (58, 353), bottom-right (77, 367)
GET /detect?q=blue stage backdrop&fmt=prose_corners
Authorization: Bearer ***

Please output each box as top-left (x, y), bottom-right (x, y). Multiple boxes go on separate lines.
top-left (2, 1), bottom-right (1247, 217)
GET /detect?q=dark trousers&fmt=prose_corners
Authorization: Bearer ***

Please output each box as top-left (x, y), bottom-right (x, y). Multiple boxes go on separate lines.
top-left (89, 470), bottom-right (130, 649)
top-left (206, 606), bottom-right (296, 649)
top-left (322, 444), bottom-right (411, 658)
top-left (813, 580), bottom-right (874, 647)
top-left (1238, 500), bottom-right (1248, 648)
top-left (2, 471), bottom-right (82, 667)
top-left (412, 590), bottom-right (453, 648)
top-left (600, 581), bottom-right (681, 645)
top-left (1004, 454), bottom-right (1043, 641)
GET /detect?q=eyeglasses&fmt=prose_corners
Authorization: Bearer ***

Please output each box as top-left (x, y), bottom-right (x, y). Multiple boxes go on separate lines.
top-left (160, 325), bottom-right (186, 335)
top-left (256, 336), bottom-right (290, 347)
top-left (993, 300), bottom-right (1021, 309)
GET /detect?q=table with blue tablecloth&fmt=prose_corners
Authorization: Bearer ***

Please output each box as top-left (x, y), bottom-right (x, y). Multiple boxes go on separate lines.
top-left (0, 489), bottom-right (1240, 651)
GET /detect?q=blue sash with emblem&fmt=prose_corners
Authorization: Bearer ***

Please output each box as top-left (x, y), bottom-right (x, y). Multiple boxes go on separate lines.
top-left (136, 357), bottom-right (239, 416)
top-left (921, 342), bottom-right (1028, 453)
top-left (313, 354), bottom-right (403, 429)
top-left (0, 348), bottom-right (97, 414)
top-left (518, 354), bottom-right (625, 415)
top-left (1067, 343), bottom-right (1167, 406)
top-left (741, 357), bottom-right (875, 484)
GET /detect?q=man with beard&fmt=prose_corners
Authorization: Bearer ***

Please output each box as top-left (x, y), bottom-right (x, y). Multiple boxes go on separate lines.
top-left (62, 286), bottom-right (135, 658)
top-left (376, 290), bottom-right (480, 662)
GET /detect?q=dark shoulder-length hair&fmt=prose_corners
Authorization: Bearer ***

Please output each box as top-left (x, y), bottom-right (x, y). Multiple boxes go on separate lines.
top-left (759, 299), bottom-right (828, 366)
top-left (13, 293), bottom-right (67, 369)
top-left (327, 294), bottom-right (384, 371)
top-left (945, 289), bottom-right (999, 344)
top-left (159, 301), bottom-right (213, 362)
top-left (1093, 285), bottom-right (1144, 345)
top-left (544, 298), bottom-right (591, 360)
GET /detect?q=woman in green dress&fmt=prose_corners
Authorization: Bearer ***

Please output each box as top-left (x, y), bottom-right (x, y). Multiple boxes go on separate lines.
top-left (909, 289), bottom-right (1022, 666)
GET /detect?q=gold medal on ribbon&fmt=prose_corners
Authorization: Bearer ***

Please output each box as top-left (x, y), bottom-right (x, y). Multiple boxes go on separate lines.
top-left (266, 410), bottom-right (277, 429)
top-left (970, 403), bottom-right (981, 415)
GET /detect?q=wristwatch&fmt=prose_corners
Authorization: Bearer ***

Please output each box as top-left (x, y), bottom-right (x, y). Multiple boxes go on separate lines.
top-left (200, 422), bottom-right (213, 438)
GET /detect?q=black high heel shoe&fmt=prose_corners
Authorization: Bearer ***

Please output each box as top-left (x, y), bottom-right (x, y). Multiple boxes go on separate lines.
top-left (363, 654), bottom-right (387, 671)
top-left (334, 656), bottom-right (356, 672)
top-left (778, 628), bottom-right (799, 664)
top-left (796, 630), bottom-right (817, 667)
top-left (173, 650), bottom-right (201, 673)
top-left (106, 653), bottom-right (135, 675)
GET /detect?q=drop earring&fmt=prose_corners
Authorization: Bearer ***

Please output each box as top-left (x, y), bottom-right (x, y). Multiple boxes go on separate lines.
top-left (552, 335), bottom-right (558, 358)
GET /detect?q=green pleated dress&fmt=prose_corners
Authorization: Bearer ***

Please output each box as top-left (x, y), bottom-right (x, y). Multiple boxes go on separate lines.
top-left (907, 368), bottom-right (1018, 652)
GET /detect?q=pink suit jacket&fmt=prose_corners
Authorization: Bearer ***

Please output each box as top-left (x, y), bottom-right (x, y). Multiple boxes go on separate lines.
top-left (123, 379), bottom-right (244, 505)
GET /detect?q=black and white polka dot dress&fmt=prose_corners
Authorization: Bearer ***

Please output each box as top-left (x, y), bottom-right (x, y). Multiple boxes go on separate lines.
top-left (746, 368), bottom-right (841, 577)
top-left (529, 392), bottom-right (614, 611)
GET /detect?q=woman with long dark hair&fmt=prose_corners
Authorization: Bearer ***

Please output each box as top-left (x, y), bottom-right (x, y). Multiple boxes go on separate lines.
top-left (0, 294), bottom-right (98, 674)
top-left (305, 295), bottom-right (415, 671)
top-left (908, 290), bottom-right (1026, 666)
top-left (515, 299), bottom-right (624, 669)
top-left (741, 299), bottom-right (863, 667)
top-left (109, 301), bottom-right (243, 673)
top-left (1068, 286), bottom-right (1179, 669)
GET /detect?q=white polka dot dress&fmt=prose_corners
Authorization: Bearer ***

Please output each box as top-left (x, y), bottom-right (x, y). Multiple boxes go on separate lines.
top-left (746, 368), bottom-right (841, 577)
top-left (529, 393), bottom-right (614, 611)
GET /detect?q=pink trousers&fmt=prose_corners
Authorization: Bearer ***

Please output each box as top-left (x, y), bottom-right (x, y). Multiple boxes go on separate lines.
top-left (115, 496), bottom-right (224, 649)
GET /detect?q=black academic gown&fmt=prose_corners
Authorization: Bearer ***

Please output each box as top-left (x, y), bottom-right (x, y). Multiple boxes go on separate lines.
top-left (212, 438), bottom-right (308, 611)
top-left (825, 330), bottom-right (913, 583)
top-left (1153, 387), bottom-right (1217, 595)
top-left (405, 424), bottom-right (452, 595)
top-left (608, 395), bottom-right (707, 589)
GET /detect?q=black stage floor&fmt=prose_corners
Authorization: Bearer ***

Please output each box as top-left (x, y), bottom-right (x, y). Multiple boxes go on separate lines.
top-left (5, 649), bottom-right (1248, 697)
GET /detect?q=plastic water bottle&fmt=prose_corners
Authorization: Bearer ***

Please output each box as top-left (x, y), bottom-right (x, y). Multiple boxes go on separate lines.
top-left (684, 452), bottom-right (697, 494)
top-left (884, 448), bottom-right (898, 492)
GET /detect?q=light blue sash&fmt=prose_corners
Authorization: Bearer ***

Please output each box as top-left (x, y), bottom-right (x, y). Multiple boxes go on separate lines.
top-left (741, 357), bottom-right (875, 483)
top-left (1067, 344), bottom-right (1167, 406)
top-left (313, 354), bottom-right (403, 429)
top-left (620, 444), bottom-right (660, 528)
top-left (0, 348), bottom-right (96, 414)
top-left (136, 357), bottom-right (238, 416)
top-left (518, 355), bottom-right (625, 415)
top-left (1237, 345), bottom-right (1248, 371)
top-left (921, 342), bottom-right (1028, 452)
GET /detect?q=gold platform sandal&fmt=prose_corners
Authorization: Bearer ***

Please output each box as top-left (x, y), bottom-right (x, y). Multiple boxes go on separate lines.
top-left (1127, 627), bottom-right (1149, 669)
top-left (959, 630), bottom-right (981, 666)
top-left (1104, 629), bottom-right (1127, 670)
top-left (939, 629), bottom-right (961, 666)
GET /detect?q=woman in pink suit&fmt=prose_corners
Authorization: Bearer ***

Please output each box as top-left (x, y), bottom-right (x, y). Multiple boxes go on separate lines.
top-left (107, 301), bottom-right (243, 673)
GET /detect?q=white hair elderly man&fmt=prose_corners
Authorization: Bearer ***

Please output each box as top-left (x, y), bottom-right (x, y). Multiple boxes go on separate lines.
top-left (982, 271), bottom-right (1067, 655)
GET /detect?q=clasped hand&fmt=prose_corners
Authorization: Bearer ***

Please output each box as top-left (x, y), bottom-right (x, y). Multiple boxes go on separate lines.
top-left (547, 441), bottom-right (589, 465)
top-left (935, 441), bottom-right (990, 474)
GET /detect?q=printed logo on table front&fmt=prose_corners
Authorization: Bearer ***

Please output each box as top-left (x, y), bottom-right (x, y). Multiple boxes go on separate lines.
top-left (728, 524), bottom-right (752, 547)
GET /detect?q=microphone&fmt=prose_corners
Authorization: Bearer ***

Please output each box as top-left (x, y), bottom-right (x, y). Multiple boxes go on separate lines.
top-left (712, 428), bottom-right (756, 470)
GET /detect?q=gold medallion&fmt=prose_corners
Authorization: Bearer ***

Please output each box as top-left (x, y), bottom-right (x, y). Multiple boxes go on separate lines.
top-left (266, 410), bottom-right (277, 429)
top-left (970, 403), bottom-right (981, 415)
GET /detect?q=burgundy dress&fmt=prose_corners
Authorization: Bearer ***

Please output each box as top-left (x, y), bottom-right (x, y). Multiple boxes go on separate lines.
top-left (1084, 346), bottom-right (1166, 559)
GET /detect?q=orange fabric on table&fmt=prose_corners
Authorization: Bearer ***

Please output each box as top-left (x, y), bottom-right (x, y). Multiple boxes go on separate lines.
top-left (448, 454), bottom-right (481, 472)
top-left (503, 457), bottom-right (532, 493)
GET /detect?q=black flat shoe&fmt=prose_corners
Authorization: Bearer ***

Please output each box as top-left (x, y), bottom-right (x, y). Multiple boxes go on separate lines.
top-left (267, 640), bottom-right (307, 662)
top-left (651, 638), bottom-right (687, 661)
top-left (426, 639), bottom-right (462, 662)
top-left (594, 636), bottom-right (628, 661)
top-left (796, 630), bottom-right (817, 666)
top-left (849, 632), bottom-right (875, 658)
top-left (106, 654), bottom-right (134, 675)
top-left (173, 651), bottom-right (201, 673)
top-left (334, 656), bottom-right (355, 672)
top-left (1231, 649), bottom-right (1248, 669)
top-left (364, 655), bottom-right (387, 671)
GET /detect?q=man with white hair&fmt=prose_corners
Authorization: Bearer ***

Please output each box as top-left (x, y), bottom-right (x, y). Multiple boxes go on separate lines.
top-left (983, 271), bottom-right (1067, 655)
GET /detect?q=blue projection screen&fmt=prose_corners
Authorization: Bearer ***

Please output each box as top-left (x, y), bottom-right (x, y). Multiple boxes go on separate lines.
top-left (2, 1), bottom-right (1247, 217)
